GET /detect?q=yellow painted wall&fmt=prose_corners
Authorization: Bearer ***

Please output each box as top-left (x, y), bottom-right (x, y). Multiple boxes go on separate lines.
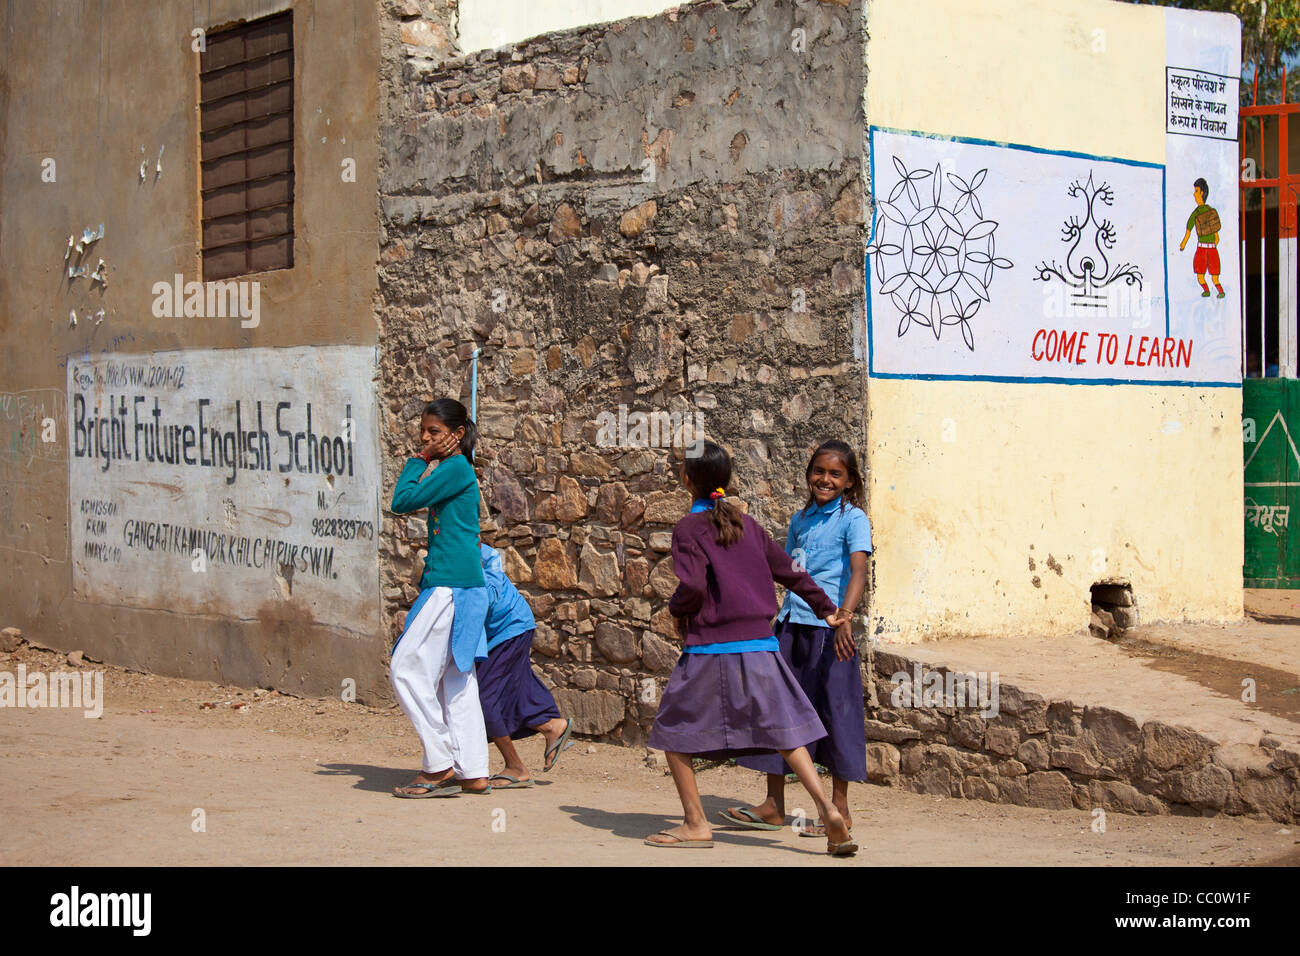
top-left (865, 0), bottom-right (1244, 639)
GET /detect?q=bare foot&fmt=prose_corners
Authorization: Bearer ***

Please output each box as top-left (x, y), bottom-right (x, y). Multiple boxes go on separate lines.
top-left (797, 801), bottom-right (853, 836)
top-left (458, 776), bottom-right (490, 793)
top-left (493, 769), bottom-right (532, 784)
top-left (645, 823), bottom-right (713, 846)
top-left (821, 806), bottom-right (856, 852)
top-left (539, 717), bottom-right (572, 772)
top-left (537, 718), bottom-right (566, 749)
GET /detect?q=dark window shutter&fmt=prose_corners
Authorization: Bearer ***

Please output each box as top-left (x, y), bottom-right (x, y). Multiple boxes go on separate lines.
top-left (200, 11), bottom-right (294, 281)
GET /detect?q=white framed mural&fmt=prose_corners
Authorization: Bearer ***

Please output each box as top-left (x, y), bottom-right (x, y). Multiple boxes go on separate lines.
top-left (865, 9), bottom-right (1242, 387)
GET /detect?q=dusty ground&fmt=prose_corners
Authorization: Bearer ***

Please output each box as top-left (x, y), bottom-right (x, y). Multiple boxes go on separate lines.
top-left (1, 643), bottom-right (1296, 866)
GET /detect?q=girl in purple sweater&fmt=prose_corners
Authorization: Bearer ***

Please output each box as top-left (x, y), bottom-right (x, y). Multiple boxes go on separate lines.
top-left (644, 441), bottom-right (858, 856)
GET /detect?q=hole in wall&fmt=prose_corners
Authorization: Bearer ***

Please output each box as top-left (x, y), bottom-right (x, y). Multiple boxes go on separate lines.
top-left (1089, 581), bottom-right (1137, 640)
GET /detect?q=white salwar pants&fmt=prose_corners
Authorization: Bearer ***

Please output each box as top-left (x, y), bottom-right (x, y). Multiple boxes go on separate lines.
top-left (390, 587), bottom-right (490, 778)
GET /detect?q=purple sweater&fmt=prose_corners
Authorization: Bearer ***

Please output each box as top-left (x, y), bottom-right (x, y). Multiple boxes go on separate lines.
top-left (668, 511), bottom-right (837, 646)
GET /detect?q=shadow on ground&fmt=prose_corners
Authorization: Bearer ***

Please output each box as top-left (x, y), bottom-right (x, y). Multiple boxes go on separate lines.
top-left (316, 763), bottom-right (557, 793)
top-left (559, 794), bottom-right (832, 857)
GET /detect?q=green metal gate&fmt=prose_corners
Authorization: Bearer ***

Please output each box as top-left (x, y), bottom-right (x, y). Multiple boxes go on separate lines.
top-left (1243, 380), bottom-right (1300, 586)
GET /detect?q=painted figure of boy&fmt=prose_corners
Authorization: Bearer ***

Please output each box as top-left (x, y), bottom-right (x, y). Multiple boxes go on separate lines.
top-left (1179, 177), bottom-right (1224, 298)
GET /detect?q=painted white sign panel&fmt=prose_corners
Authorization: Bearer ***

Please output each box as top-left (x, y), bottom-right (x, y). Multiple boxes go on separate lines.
top-left (866, 11), bottom-right (1242, 387)
top-left (1165, 7), bottom-right (1242, 379)
top-left (868, 128), bottom-right (1184, 383)
top-left (67, 346), bottom-right (381, 633)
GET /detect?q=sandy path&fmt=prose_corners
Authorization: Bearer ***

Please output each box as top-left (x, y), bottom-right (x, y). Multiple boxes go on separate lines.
top-left (0, 645), bottom-right (1295, 866)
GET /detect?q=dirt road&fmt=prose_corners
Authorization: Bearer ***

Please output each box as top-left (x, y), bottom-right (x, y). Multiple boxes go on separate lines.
top-left (1, 644), bottom-right (1294, 866)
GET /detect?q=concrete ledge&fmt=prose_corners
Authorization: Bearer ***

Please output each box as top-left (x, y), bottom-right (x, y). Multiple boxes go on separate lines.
top-left (867, 647), bottom-right (1300, 824)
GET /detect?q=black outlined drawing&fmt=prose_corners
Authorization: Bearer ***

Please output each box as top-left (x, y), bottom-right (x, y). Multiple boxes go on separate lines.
top-left (1033, 171), bottom-right (1143, 308)
top-left (867, 156), bottom-right (1012, 352)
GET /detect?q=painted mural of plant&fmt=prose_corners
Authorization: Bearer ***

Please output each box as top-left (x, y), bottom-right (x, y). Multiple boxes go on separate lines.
top-left (1033, 171), bottom-right (1143, 307)
top-left (866, 156), bottom-right (1013, 352)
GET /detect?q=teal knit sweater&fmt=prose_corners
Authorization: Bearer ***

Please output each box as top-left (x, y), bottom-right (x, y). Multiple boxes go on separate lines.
top-left (390, 454), bottom-right (485, 589)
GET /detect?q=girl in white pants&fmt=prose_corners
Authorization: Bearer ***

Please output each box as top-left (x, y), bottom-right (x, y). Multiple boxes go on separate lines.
top-left (389, 399), bottom-right (492, 797)
top-left (390, 587), bottom-right (490, 793)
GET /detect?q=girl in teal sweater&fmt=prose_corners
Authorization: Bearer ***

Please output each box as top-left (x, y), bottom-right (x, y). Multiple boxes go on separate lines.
top-left (389, 398), bottom-right (492, 797)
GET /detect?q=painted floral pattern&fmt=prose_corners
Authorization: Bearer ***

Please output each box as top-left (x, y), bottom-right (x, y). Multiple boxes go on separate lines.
top-left (867, 157), bottom-right (1013, 351)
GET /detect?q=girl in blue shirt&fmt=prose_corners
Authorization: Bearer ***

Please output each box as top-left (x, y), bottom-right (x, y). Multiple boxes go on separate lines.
top-left (476, 544), bottom-right (572, 787)
top-left (726, 440), bottom-right (872, 840)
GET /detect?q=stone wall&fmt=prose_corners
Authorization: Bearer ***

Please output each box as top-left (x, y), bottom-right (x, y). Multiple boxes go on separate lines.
top-left (867, 650), bottom-right (1300, 824)
top-left (375, 0), bottom-right (868, 737)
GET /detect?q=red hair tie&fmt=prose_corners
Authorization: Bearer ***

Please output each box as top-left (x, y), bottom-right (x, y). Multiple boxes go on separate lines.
top-left (709, 487), bottom-right (726, 500)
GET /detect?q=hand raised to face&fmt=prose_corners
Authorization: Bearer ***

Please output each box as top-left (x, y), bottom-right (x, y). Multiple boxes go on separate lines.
top-left (420, 427), bottom-right (461, 462)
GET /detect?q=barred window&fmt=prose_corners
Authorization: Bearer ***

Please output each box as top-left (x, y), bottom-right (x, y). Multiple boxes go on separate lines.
top-left (199, 11), bottom-right (294, 281)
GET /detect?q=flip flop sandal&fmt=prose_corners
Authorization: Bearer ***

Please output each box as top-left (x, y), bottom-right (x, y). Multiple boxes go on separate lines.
top-left (489, 774), bottom-right (534, 789)
top-left (459, 784), bottom-right (494, 795)
top-left (393, 780), bottom-right (462, 798)
top-left (543, 718), bottom-right (573, 772)
top-left (826, 839), bottom-right (860, 857)
top-left (644, 830), bottom-right (714, 848)
top-left (718, 807), bottom-right (783, 831)
top-left (797, 819), bottom-right (855, 838)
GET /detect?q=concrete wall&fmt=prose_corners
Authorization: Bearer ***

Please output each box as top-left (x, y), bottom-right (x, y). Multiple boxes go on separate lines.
top-left (378, 0), bottom-right (867, 741)
top-left (864, 0), bottom-right (1245, 641)
top-left (0, 1), bottom-right (386, 698)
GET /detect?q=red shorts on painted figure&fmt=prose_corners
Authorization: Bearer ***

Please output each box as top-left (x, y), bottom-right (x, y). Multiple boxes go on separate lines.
top-left (1193, 245), bottom-right (1221, 275)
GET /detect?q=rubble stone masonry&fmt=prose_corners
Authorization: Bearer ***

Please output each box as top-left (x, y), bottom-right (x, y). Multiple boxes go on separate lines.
top-left (375, 0), bottom-right (867, 744)
top-left (869, 651), bottom-right (1300, 824)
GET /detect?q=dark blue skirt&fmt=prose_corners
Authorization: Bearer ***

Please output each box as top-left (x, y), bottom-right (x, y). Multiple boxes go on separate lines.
top-left (477, 629), bottom-right (562, 740)
top-left (735, 620), bottom-right (868, 781)
top-left (646, 647), bottom-right (826, 759)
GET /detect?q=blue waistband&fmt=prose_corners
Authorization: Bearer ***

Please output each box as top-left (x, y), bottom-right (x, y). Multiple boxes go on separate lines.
top-left (684, 637), bottom-right (779, 654)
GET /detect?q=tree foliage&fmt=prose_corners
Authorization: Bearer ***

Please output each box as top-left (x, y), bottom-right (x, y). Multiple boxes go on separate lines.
top-left (1145, 0), bottom-right (1300, 101)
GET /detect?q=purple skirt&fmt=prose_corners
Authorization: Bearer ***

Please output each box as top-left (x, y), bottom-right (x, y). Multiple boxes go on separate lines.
top-left (736, 620), bottom-right (868, 780)
top-left (646, 647), bottom-right (827, 759)
top-left (476, 630), bottom-right (562, 740)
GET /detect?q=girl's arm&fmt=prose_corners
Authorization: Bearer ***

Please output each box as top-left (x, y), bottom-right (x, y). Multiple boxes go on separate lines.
top-left (667, 527), bottom-right (707, 619)
top-left (832, 509), bottom-right (874, 659)
top-left (833, 550), bottom-right (870, 661)
top-left (762, 526), bottom-right (838, 621)
top-left (390, 455), bottom-right (473, 514)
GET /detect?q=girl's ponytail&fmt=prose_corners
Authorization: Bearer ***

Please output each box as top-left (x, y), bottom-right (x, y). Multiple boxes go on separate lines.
top-left (459, 417), bottom-right (479, 463)
top-left (686, 442), bottom-right (745, 547)
top-left (709, 495), bottom-right (745, 547)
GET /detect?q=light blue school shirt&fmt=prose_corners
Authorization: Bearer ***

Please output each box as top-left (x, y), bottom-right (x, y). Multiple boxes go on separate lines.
top-left (394, 585), bottom-right (488, 674)
top-left (480, 545), bottom-right (537, 653)
top-left (778, 496), bottom-right (872, 626)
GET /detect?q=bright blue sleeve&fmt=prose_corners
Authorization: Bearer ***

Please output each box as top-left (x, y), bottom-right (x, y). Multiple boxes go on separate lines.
top-left (485, 572), bottom-right (503, 613)
top-left (846, 507), bottom-right (873, 554)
